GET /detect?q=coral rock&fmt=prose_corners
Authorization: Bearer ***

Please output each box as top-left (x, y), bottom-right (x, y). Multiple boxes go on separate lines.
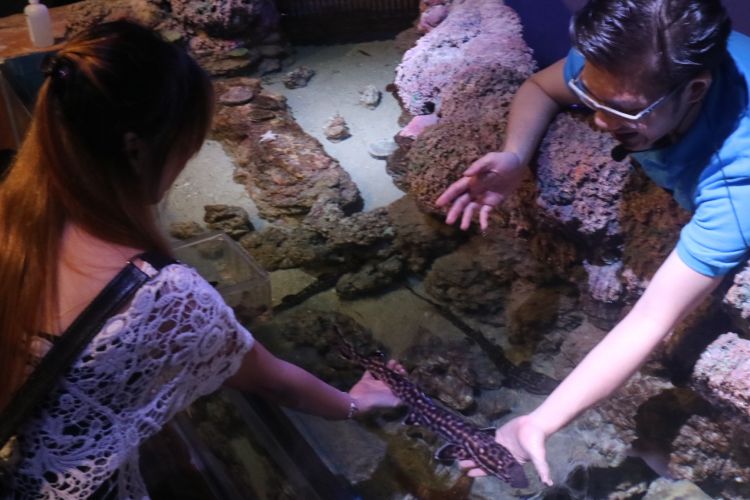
top-left (417, 4), bottom-right (449, 33)
top-left (282, 66), bottom-right (315, 89)
top-left (691, 332), bottom-right (750, 418)
top-left (323, 114), bottom-right (351, 142)
top-left (203, 204), bottom-right (254, 239)
top-left (395, 0), bottom-right (535, 115)
top-left (218, 86), bottom-right (256, 106)
top-left (358, 85), bottom-right (382, 109)
top-left (169, 0), bottom-right (278, 38)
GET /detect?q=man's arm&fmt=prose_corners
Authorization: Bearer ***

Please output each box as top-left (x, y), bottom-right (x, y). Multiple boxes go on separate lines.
top-left (530, 250), bottom-right (720, 434)
top-left (484, 251), bottom-right (722, 484)
top-left (504, 58), bottom-right (579, 166)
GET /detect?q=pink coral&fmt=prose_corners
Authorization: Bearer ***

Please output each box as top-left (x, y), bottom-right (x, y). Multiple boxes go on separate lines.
top-left (418, 5), bottom-right (449, 33)
top-left (395, 0), bottom-right (536, 115)
top-left (398, 113), bottom-right (440, 139)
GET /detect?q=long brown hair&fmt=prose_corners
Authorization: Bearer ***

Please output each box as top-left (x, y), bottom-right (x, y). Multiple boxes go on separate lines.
top-left (0, 20), bottom-right (214, 410)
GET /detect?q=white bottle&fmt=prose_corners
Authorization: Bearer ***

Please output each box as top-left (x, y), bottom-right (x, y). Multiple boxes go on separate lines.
top-left (25, 0), bottom-right (54, 48)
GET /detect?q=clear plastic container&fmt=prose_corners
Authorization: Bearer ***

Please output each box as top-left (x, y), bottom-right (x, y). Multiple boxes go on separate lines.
top-left (24, 0), bottom-right (54, 48)
top-left (173, 231), bottom-right (271, 323)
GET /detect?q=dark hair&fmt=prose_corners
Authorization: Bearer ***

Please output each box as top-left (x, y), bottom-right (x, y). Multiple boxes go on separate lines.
top-left (570, 0), bottom-right (731, 90)
top-left (0, 20), bottom-right (214, 410)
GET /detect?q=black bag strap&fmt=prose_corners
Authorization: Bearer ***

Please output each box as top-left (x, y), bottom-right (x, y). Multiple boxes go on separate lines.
top-left (0, 251), bottom-right (176, 448)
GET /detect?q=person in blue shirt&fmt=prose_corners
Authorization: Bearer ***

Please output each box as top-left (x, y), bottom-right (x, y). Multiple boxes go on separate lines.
top-left (435, 0), bottom-right (748, 485)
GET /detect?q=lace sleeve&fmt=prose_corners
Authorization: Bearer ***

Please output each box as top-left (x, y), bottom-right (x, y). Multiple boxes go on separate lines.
top-left (11, 264), bottom-right (255, 499)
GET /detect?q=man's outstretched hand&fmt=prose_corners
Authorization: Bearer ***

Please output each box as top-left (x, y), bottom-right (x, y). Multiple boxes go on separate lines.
top-left (458, 414), bottom-right (553, 486)
top-left (435, 151), bottom-right (526, 231)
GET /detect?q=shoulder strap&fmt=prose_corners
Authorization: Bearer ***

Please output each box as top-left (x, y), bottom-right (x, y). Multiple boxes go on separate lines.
top-left (0, 252), bottom-right (176, 448)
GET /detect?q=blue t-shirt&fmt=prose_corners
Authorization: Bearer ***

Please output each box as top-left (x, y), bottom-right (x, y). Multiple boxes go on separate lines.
top-left (563, 32), bottom-right (750, 277)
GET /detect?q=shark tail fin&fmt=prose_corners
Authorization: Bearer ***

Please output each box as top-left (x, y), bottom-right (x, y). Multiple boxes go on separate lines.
top-left (508, 462), bottom-right (529, 488)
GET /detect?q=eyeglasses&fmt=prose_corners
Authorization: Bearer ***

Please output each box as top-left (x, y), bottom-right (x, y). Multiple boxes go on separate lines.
top-left (567, 73), bottom-right (683, 122)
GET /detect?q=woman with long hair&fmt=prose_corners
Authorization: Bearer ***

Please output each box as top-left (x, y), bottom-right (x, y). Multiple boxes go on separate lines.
top-left (1, 20), bottom-right (400, 498)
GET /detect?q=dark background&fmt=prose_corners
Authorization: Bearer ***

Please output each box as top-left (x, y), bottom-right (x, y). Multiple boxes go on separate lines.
top-left (1, 0), bottom-right (77, 17)
top-left (2, 0), bottom-right (748, 68)
top-left (505, 0), bottom-right (750, 67)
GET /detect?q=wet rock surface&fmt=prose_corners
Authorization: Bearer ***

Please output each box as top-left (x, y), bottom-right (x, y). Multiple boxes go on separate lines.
top-left (203, 204), bottom-right (254, 239)
top-left (691, 332), bottom-right (750, 418)
top-left (643, 478), bottom-right (712, 500)
top-left (323, 114), bottom-right (352, 142)
top-left (64, 0), bottom-right (286, 77)
top-left (212, 77), bottom-right (362, 222)
top-left (250, 310), bottom-right (384, 388)
top-left (282, 66), bottom-right (315, 89)
top-left (359, 84), bottom-right (382, 109)
top-left (168, 221), bottom-right (206, 240)
top-left (400, 333), bottom-right (494, 412)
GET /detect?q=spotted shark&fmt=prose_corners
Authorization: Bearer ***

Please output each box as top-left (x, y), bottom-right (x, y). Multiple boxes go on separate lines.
top-left (336, 327), bottom-right (529, 488)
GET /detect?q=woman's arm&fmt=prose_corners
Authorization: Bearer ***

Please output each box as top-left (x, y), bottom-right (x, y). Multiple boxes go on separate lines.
top-left (224, 341), bottom-right (400, 419)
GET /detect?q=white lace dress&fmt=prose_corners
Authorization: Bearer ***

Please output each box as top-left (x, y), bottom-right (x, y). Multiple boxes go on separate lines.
top-left (8, 264), bottom-right (255, 499)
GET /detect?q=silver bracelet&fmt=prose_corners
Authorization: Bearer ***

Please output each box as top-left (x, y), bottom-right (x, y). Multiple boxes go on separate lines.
top-left (346, 398), bottom-right (359, 419)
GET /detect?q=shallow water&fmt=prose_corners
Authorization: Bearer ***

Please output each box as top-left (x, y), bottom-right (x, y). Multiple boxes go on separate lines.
top-left (156, 38), bottom-right (744, 500)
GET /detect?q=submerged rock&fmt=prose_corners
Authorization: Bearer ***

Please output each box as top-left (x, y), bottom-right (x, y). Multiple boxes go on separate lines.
top-left (203, 204), bottom-right (254, 239)
top-left (643, 478), bottom-right (712, 500)
top-left (667, 414), bottom-right (750, 488)
top-left (168, 221), bottom-right (206, 240)
top-left (390, 64), bottom-right (527, 211)
top-left (387, 195), bottom-right (463, 274)
top-left (282, 66), bottom-right (315, 89)
top-left (218, 85), bottom-right (256, 106)
top-left (359, 85), bottom-right (382, 109)
top-left (256, 57), bottom-right (282, 75)
top-left (323, 114), bottom-right (351, 142)
top-left (250, 310), bottom-right (384, 388)
top-left (212, 77), bottom-right (361, 221)
top-left (401, 334), bottom-right (485, 411)
top-left (336, 256), bottom-right (404, 299)
top-left (691, 333), bottom-right (750, 418)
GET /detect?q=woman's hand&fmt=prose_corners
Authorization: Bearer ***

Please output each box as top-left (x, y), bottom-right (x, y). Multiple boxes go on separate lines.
top-left (459, 414), bottom-right (553, 486)
top-left (435, 151), bottom-right (527, 231)
top-left (348, 360), bottom-right (404, 413)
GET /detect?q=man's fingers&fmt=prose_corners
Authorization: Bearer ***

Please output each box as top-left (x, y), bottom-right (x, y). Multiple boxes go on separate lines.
top-left (436, 177), bottom-right (471, 207)
top-left (446, 193), bottom-right (471, 225)
top-left (467, 469), bottom-right (487, 478)
top-left (460, 201), bottom-right (478, 230)
top-left (479, 205), bottom-right (492, 231)
top-left (458, 459), bottom-right (476, 469)
top-left (530, 448), bottom-right (552, 485)
top-left (463, 157), bottom-right (492, 176)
